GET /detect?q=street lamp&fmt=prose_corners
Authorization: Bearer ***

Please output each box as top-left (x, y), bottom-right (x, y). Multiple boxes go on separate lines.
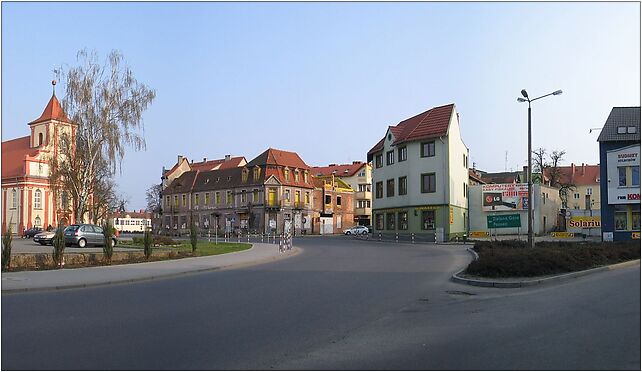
top-left (517, 89), bottom-right (563, 249)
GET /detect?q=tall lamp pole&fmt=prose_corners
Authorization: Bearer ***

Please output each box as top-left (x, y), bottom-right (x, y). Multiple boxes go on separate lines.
top-left (517, 89), bottom-right (563, 248)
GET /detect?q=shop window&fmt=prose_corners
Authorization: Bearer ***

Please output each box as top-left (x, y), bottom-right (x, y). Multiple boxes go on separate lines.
top-left (376, 214), bottom-right (384, 230)
top-left (632, 211), bottom-right (641, 231)
top-left (398, 212), bottom-right (408, 230)
top-left (421, 210), bottom-right (435, 230)
top-left (615, 211), bottom-right (628, 231)
top-left (386, 213), bottom-right (396, 230)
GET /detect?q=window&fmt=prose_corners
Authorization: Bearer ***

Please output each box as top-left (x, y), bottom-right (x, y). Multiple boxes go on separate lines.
top-left (628, 126), bottom-right (637, 134)
top-left (34, 189), bottom-right (42, 209)
top-left (336, 196), bottom-right (342, 206)
top-left (398, 212), bottom-right (408, 230)
top-left (421, 210), bottom-right (435, 230)
top-left (215, 192), bottom-right (221, 204)
top-left (421, 173), bottom-right (436, 193)
top-left (174, 195), bottom-right (179, 207)
top-left (253, 167), bottom-right (261, 180)
top-left (304, 171), bottom-right (309, 183)
top-left (617, 126), bottom-right (627, 134)
top-left (367, 200), bottom-right (371, 208)
top-left (295, 190), bottom-right (301, 204)
top-left (574, 193), bottom-right (580, 199)
top-left (241, 190), bottom-right (247, 203)
top-left (399, 176), bottom-right (407, 195)
top-left (285, 168), bottom-right (290, 181)
top-left (358, 184), bottom-right (371, 192)
top-left (61, 192), bottom-right (68, 209)
top-left (421, 141), bottom-right (435, 157)
top-left (166, 196), bottom-right (170, 207)
top-left (633, 166), bottom-right (640, 186)
top-left (284, 189), bottom-right (291, 201)
top-left (386, 150), bottom-right (395, 165)
top-left (182, 194), bottom-right (187, 206)
top-left (463, 183), bottom-right (467, 198)
top-left (586, 188), bottom-right (592, 195)
top-left (305, 192), bottom-right (310, 204)
top-left (633, 211), bottom-right (641, 231)
top-left (194, 194), bottom-right (200, 206)
top-left (205, 193), bottom-right (210, 205)
top-left (325, 194), bottom-right (332, 205)
top-left (227, 191), bottom-right (233, 205)
top-left (253, 189), bottom-right (260, 203)
top-left (398, 147), bottom-right (407, 162)
top-left (375, 214), bottom-right (384, 230)
top-left (294, 170), bottom-right (300, 182)
top-left (375, 182), bottom-right (383, 199)
top-left (386, 213), bottom-right (396, 230)
top-left (375, 154), bottom-right (383, 168)
top-left (11, 189), bottom-right (17, 209)
top-left (615, 211), bottom-right (628, 231)
top-left (619, 167), bottom-right (627, 186)
top-left (386, 179), bottom-right (395, 197)
top-left (358, 170), bottom-right (366, 177)
top-left (34, 216), bottom-right (41, 227)
top-left (242, 168), bottom-right (249, 182)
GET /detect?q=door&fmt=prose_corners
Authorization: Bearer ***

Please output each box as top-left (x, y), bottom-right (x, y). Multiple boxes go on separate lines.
top-left (93, 225), bottom-right (105, 245)
top-left (80, 225), bottom-right (96, 245)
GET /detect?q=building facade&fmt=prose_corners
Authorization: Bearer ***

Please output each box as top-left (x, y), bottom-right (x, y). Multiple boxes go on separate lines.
top-left (312, 161), bottom-right (372, 226)
top-left (111, 210), bottom-right (152, 233)
top-left (367, 103), bottom-right (469, 240)
top-left (161, 148), bottom-right (315, 235)
top-left (311, 176), bottom-right (355, 234)
top-left (2, 87), bottom-right (78, 234)
top-left (597, 107), bottom-right (641, 241)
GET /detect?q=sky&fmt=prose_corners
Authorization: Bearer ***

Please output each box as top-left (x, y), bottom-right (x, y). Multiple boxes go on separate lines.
top-left (2, 2), bottom-right (640, 210)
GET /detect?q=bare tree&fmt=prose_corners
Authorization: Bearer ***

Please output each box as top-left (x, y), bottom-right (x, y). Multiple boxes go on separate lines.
top-left (146, 183), bottom-right (163, 214)
top-left (50, 49), bottom-right (156, 223)
top-left (532, 147), bottom-right (548, 183)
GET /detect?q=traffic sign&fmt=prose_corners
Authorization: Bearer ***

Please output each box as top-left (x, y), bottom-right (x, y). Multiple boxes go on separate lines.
top-left (487, 214), bottom-right (521, 228)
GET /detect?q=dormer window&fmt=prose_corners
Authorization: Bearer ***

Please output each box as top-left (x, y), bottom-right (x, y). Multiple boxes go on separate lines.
top-left (38, 133), bottom-right (43, 147)
top-left (242, 168), bottom-right (249, 182)
top-left (294, 169), bottom-right (300, 182)
top-left (304, 170), bottom-right (308, 183)
top-left (284, 168), bottom-right (290, 181)
top-left (253, 167), bottom-right (261, 180)
top-left (628, 126), bottom-right (637, 134)
top-left (617, 126), bottom-right (627, 134)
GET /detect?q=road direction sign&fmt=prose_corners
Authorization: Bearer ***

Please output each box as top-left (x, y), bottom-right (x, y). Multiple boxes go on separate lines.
top-left (487, 214), bottom-right (521, 228)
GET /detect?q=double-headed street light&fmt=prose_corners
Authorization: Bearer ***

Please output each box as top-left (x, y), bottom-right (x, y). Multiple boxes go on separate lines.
top-left (517, 89), bottom-right (563, 249)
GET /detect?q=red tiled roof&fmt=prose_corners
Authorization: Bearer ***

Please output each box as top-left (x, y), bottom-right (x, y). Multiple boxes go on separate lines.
top-left (312, 162), bottom-right (366, 178)
top-left (162, 156), bottom-right (246, 177)
top-left (247, 148), bottom-right (310, 169)
top-left (544, 164), bottom-right (600, 186)
top-left (468, 169), bottom-right (486, 184)
top-left (1, 136), bottom-right (39, 179)
top-left (368, 104), bottom-right (454, 156)
top-left (28, 94), bottom-right (72, 125)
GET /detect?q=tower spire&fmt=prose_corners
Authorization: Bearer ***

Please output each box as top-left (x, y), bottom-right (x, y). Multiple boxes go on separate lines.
top-left (52, 80), bottom-right (57, 96)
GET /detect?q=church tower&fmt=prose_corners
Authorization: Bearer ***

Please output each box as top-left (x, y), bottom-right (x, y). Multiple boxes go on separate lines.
top-left (27, 80), bottom-right (77, 153)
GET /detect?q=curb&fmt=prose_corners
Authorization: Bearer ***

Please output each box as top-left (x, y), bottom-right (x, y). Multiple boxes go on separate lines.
top-left (451, 248), bottom-right (640, 288)
top-left (352, 236), bottom-right (474, 246)
top-left (2, 247), bottom-right (301, 294)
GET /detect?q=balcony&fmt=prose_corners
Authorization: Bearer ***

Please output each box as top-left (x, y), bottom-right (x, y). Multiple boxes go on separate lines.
top-left (265, 199), bottom-right (282, 210)
top-left (355, 191), bottom-right (372, 200)
top-left (354, 207), bottom-right (372, 216)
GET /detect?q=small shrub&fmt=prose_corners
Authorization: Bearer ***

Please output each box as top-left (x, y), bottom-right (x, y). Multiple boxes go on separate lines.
top-left (102, 221), bottom-right (114, 265)
top-left (52, 226), bottom-right (66, 269)
top-left (132, 236), bottom-right (144, 245)
top-left (2, 227), bottom-right (13, 271)
top-left (143, 229), bottom-right (153, 260)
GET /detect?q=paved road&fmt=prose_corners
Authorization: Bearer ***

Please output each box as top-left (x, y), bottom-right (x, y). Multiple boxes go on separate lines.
top-left (2, 236), bottom-right (639, 370)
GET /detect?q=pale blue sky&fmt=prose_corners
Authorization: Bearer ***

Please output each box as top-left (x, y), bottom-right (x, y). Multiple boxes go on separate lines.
top-left (2, 2), bottom-right (640, 210)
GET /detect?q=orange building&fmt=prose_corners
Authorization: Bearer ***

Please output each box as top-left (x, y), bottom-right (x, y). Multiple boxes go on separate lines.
top-left (1, 85), bottom-right (77, 234)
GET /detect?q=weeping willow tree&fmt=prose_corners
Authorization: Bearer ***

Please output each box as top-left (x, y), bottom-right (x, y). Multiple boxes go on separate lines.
top-left (49, 49), bottom-right (156, 223)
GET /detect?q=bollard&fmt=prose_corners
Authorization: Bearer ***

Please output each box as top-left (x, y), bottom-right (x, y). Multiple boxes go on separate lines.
top-left (261, 233), bottom-right (264, 243)
top-left (378, 232), bottom-right (382, 241)
top-left (238, 233), bottom-right (241, 243)
top-left (247, 234), bottom-right (250, 243)
top-left (395, 233), bottom-right (398, 242)
top-left (411, 233), bottom-right (415, 244)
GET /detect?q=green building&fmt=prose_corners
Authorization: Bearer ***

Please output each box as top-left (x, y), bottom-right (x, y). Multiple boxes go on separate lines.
top-left (367, 103), bottom-right (469, 240)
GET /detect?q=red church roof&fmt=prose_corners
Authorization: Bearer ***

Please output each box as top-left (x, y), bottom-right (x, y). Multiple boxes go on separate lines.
top-left (1, 136), bottom-right (39, 179)
top-left (28, 94), bottom-right (72, 125)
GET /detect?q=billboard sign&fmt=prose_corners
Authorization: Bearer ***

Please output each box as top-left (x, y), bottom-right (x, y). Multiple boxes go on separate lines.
top-left (568, 216), bottom-right (601, 229)
top-left (607, 145), bottom-right (641, 205)
top-left (482, 184), bottom-right (529, 211)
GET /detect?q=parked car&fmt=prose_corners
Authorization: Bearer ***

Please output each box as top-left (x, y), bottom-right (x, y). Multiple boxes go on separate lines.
top-left (23, 227), bottom-right (43, 239)
top-left (64, 224), bottom-right (117, 248)
top-left (33, 231), bottom-right (56, 245)
top-left (343, 226), bottom-right (369, 235)
top-left (365, 225), bottom-right (373, 233)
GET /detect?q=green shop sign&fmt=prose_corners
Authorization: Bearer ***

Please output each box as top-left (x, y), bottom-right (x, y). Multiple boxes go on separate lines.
top-left (487, 214), bottom-right (521, 228)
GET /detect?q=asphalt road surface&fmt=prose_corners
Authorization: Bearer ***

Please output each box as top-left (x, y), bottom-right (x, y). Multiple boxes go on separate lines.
top-left (2, 236), bottom-right (640, 370)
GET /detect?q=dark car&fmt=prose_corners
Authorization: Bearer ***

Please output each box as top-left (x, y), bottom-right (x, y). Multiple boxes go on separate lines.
top-left (23, 227), bottom-right (43, 238)
top-left (33, 231), bottom-right (55, 245)
top-left (64, 224), bottom-right (117, 248)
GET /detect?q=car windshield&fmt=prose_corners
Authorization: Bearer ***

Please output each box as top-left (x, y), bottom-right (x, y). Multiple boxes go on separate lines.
top-left (65, 225), bottom-right (80, 232)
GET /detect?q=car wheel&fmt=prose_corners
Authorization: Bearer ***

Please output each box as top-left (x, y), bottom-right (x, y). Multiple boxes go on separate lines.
top-left (112, 238), bottom-right (117, 247)
top-left (77, 238), bottom-right (87, 248)
top-left (346, 231), bottom-right (352, 235)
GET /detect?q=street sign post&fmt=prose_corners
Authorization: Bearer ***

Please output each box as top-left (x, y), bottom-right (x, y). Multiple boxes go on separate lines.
top-left (487, 214), bottom-right (521, 229)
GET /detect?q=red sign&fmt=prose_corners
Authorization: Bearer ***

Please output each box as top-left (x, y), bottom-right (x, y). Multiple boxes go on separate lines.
top-left (627, 194), bottom-right (641, 200)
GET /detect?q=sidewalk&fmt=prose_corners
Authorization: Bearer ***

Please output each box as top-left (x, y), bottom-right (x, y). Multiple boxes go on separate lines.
top-left (1, 243), bottom-right (300, 293)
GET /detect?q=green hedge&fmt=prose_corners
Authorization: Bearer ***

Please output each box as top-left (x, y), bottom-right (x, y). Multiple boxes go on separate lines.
top-left (466, 240), bottom-right (640, 278)
top-left (132, 235), bottom-right (177, 246)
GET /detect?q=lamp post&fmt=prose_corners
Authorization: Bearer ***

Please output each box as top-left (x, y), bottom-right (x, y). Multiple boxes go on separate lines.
top-left (517, 89), bottom-right (563, 248)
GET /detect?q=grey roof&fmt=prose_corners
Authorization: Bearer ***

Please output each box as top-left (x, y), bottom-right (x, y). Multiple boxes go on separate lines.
top-left (597, 107), bottom-right (641, 142)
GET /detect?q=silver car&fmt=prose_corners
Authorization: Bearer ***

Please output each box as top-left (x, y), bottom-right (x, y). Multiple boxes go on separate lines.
top-left (64, 224), bottom-right (117, 248)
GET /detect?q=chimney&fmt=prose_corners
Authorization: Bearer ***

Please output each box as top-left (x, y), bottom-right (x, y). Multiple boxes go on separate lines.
top-left (225, 154), bottom-right (231, 161)
top-left (177, 155), bottom-right (184, 164)
top-left (571, 163), bottom-right (575, 177)
top-left (329, 163), bottom-right (337, 166)
top-left (581, 163), bottom-right (585, 176)
top-left (352, 161), bottom-right (361, 164)
top-left (203, 157), bottom-right (207, 162)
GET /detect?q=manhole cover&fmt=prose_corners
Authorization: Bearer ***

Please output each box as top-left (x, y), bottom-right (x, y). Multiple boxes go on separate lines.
top-left (446, 290), bottom-right (476, 296)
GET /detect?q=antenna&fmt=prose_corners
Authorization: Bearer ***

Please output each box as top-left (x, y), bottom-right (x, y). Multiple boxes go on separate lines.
top-left (505, 151), bottom-right (508, 172)
top-left (588, 127), bottom-right (601, 134)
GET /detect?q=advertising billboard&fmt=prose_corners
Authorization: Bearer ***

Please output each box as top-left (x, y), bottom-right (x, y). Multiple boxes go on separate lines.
top-left (482, 183), bottom-right (528, 211)
top-left (606, 145), bottom-right (641, 205)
